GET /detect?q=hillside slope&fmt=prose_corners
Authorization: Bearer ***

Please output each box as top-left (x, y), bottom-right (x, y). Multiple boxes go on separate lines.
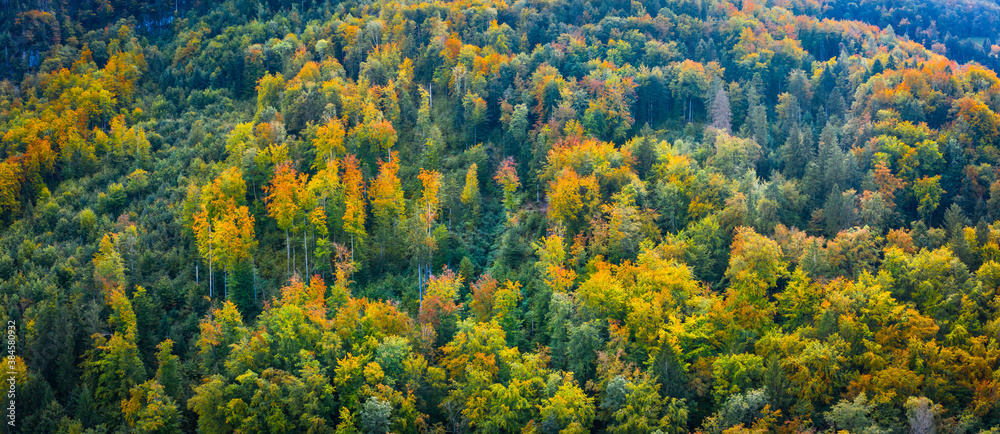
top-left (3, 0), bottom-right (1000, 432)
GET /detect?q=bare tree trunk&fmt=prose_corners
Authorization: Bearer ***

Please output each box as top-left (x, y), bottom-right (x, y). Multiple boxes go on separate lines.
top-left (286, 229), bottom-right (290, 277)
top-left (304, 227), bottom-right (309, 278)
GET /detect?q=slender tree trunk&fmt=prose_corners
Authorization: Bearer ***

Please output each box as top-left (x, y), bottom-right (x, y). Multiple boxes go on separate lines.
top-left (304, 227), bottom-right (309, 278)
top-left (418, 263), bottom-right (423, 309)
top-left (285, 228), bottom-right (290, 277)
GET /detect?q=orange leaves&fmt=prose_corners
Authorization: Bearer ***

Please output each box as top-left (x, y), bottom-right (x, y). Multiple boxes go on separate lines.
top-left (293, 61), bottom-right (322, 84)
top-left (370, 151), bottom-right (405, 227)
top-left (470, 273), bottom-right (500, 322)
top-left (531, 63), bottom-right (565, 118)
top-left (494, 157), bottom-right (521, 193)
top-left (102, 49), bottom-right (146, 104)
top-left (870, 161), bottom-right (906, 210)
top-left (213, 201), bottom-right (257, 274)
top-left (278, 275), bottom-right (330, 325)
top-left (265, 162), bottom-right (304, 232)
top-left (332, 297), bottom-right (414, 349)
top-left (341, 154), bottom-right (367, 243)
top-left (955, 96), bottom-right (1000, 149)
top-left (442, 33), bottom-right (462, 61)
top-left (541, 132), bottom-right (635, 193)
top-left (196, 301), bottom-right (246, 362)
top-left (3, 117), bottom-right (56, 179)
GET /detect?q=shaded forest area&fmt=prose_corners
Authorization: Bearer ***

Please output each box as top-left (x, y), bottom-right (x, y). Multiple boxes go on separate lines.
top-left (3, 0), bottom-right (1000, 432)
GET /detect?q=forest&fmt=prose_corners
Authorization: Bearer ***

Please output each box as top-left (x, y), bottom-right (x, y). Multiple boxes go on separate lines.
top-left (3, 0), bottom-right (1000, 432)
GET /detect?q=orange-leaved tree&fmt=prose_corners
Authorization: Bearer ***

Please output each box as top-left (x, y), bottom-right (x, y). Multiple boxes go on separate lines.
top-left (265, 162), bottom-right (304, 277)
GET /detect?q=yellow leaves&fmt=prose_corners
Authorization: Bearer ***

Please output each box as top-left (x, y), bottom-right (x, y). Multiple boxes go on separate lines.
top-left (420, 268), bottom-right (464, 327)
top-left (548, 167), bottom-right (600, 230)
top-left (342, 154), bottom-right (367, 242)
top-left (707, 131), bottom-right (762, 179)
top-left (725, 227), bottom-right (788, 306)
top-left (122, 380), bottom-right (179, 431)
top-left (190, 168), bottom-right (256, 278)
top-left (534, 231), bottom-right (577, 293)
top-left (196, 301), bottom-right (246, 362)
top-left (309, 158), bottom-right (341, 201)
top-left (103, 49), bottom-right (146, 104)
top-left (108, 285), bottom-right (138, 341)
top-left (539, 376), bottom-right (595, 432)
top-left (278, 275), bottom-right (330, 325)
top-left (214, 200), bottom-right (257, 272)
top-left (493, 280), bottom-right (523, 324)
top-left (370, 151), bottom-right (405, 227)
top-left (93, 232), bottom-right (126, 300)
top-left (461, 162), bottom-right (480, 207)
top-left (364, 362), bottom-right (385, 385)
top-left (417, 168), bottom-right (443, 235)
top-left (256, 72), bottom-right (286, 111)
top-left (352, 101), bottom-right (398, 155)
top-left (313, 117), bottom-right (346, 168)
top-left (0, 160), bottom-right (22, 218)
top-left (542, 134), bottom-right (633, 186)
top-left (578, 259), bottom-right (628, 320)
top-left (331, 298), bottom-right (413, 351)
top-left (440, 320), bottom-right (508, 381)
